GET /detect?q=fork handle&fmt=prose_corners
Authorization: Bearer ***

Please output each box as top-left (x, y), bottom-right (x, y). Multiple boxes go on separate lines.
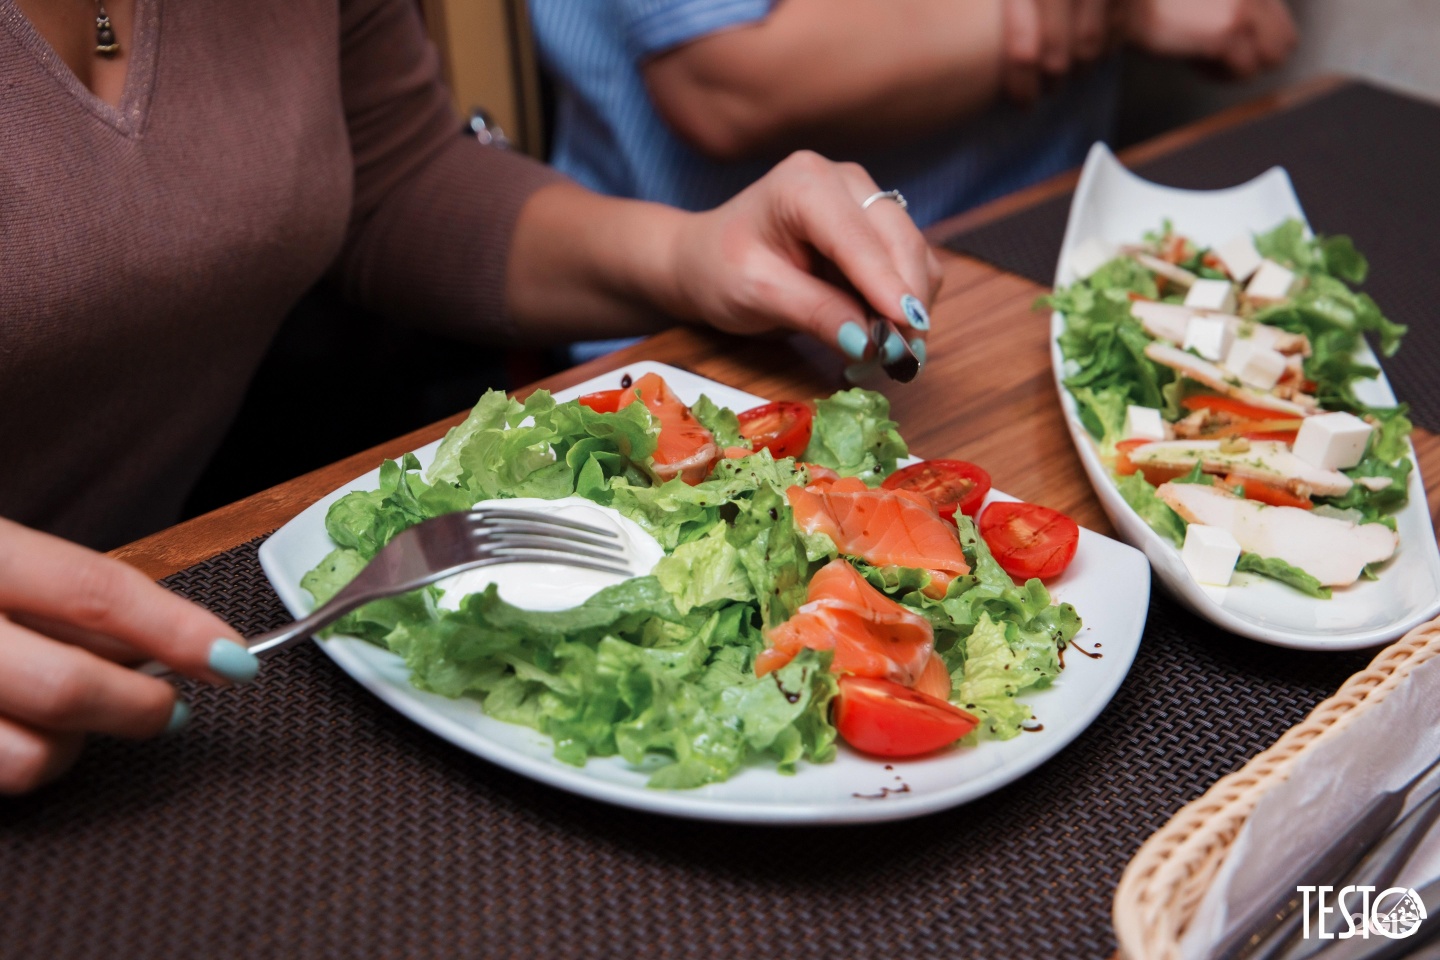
top-left (136, 588), bottom-right (377, 679)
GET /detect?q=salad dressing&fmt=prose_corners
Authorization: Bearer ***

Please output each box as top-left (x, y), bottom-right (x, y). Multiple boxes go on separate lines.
top-left (436, 497), bottom-right (665, 613)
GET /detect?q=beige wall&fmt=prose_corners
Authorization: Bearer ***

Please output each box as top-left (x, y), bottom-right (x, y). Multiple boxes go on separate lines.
top-left (1281, 0), bottom-right (1440, 100)
top-left (1119, 0), bottom-right (1440, 144)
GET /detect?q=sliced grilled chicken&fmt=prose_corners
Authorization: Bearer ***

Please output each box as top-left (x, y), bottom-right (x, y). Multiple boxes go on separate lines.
top-left (1157, 483), bottom-right (1397, 587)
top-left (1128, 439), bottom-right (1353, 497)
top-left (1129, 301), bottom-right (1309, 355)
top-left (1144, 342), bottom-right (1317, 416)
top-left (1125, 249), bottom-right (1198, 289)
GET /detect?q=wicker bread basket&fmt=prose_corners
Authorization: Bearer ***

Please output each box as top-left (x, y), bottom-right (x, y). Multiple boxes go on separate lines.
top-left (1113, 614), bottom-right (1440, 960)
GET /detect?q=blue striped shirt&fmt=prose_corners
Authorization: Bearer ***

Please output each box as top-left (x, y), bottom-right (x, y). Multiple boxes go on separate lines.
top-left (529, 0), bottom-right (1120, 228)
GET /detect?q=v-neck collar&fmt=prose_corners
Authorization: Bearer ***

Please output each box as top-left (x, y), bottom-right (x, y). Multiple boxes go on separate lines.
top-left (0, 0), bottom-right (160, 137)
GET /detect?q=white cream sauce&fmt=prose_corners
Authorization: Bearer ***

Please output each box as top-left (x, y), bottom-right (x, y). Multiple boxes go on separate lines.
top-left (435, 497), bottom-right (665, 612)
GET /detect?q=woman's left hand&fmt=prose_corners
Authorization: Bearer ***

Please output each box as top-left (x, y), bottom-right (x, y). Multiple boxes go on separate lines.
top-left (664, 151), bottom-right (943, 372)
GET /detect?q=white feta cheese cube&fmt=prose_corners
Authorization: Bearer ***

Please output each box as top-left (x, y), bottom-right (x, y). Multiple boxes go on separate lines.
top-left (1224, 338), bottom-right (1288, 390)
top-left (1246, 260), bottom-right (1299, 303)
top-left (1212, 233), bottom-right (1263, 282)
top-left (1182, 524), bottom-right (1242, 586)
top-left (1069, 237), bottom-right (1116, 281)
top-left (1124, 405), bottom-right (1168, 442)
top-left (1293, 412), bottom-right (1373, 471)
top-left (1184, 278), bottom-right (1237, 314)
top-left (1183, 314), bottom-right (1235, 362)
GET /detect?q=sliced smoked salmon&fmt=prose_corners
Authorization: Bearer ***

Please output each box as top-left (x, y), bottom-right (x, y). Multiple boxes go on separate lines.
top-left (757, 558), bottom-right (935, 686)
top-left (787, 477), bottom-right (970, 598)
top-left (619, 373), bottom-right (718, 485)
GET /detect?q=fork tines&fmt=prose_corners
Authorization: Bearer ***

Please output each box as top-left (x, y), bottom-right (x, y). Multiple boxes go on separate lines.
top-left (470, 507), bottom-right (618, 538)
top-left (467, 508), bottom-right (632, 576)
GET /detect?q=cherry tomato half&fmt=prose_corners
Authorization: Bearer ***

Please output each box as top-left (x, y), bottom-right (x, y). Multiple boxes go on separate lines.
top-left (833, 676), bottom-right (978, 758)
top-left (737, 401), bottom-right (813, 460)
top-left (1222, 473), bottom-right (1313, 510)
top-left (577, 388), bottom-right (626, 414)
top-left (978, 501), bottom-right (1080, 582)
top-left (882, 459), bottom-right (992, 521)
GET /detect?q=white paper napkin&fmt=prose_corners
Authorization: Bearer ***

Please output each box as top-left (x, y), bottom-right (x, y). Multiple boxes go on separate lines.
top-left (1180, 652), bottom-right (1440, 958)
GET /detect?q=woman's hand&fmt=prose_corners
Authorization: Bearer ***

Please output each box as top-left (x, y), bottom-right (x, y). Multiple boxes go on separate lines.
top-left (664, 151), bottom-right (943, 374)
top-left (508, 151), bottom-right (942, 376)
top-left (0, 518), bottom-right (259, 794)
top-left (1125, 0), bottom-right (1297, 79)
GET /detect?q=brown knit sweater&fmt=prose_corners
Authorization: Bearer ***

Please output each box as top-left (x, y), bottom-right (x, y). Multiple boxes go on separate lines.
top-left (0, 0), bottom-right (564, 549)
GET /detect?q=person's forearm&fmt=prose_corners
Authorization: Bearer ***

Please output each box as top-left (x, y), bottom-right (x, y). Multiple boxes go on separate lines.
top-left (504, 182), bottom-right (692, 342)
top-left (644, 0), bottom-right (1007, 161)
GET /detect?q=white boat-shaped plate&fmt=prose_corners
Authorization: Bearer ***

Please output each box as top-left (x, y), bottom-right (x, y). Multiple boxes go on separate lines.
top-left (1051, 143), bottom-right (1440, 651)
top-left (259, 361), bottom-right (1150, 824)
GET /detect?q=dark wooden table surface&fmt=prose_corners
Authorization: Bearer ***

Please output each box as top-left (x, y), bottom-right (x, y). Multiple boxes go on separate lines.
top-left (111, 75), bottom-right (1439, 580)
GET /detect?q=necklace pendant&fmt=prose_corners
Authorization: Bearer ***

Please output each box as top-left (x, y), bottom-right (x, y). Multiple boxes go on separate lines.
top-left (94, 10), bottom-right (119, 57)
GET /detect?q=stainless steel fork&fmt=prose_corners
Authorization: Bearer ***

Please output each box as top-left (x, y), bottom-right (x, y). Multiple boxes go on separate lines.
top-left (142, 507), bottom-right (634, 677)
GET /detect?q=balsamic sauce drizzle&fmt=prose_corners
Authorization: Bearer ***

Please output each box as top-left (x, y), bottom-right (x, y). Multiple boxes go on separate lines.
top-left (854, 765), bottom-right (911, 799)
top-left (853, 783), bottom-right (911, 800)
top-left (772, 672), bottom-right (801, 704)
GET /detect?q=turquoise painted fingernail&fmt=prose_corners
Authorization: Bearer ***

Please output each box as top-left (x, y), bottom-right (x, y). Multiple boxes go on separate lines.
top-left (165, 700), bottom-right (191, 736)
top-left (209, 638), bottom-right (259, 684)
top-left (910, 338), bottom-right (927, 366)
top-left (901, 294), bottom-right (930, 331)
top-left (837, 321), bottom-right (869, 361)
top-left (881, 331), bottom-right (906, 364)
top-left (844, 360), bottom-right (878, 383)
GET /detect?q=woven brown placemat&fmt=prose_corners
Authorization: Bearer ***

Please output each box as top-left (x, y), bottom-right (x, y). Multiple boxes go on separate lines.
top-left (942, 81), bottom-right (1440, 433)
top-left (0, 537), bottom-right (1372, 960)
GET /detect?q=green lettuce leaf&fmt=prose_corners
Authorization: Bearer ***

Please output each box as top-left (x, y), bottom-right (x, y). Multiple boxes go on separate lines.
top-left (427, 388), bottom-right (662, 504)
top-left (728, 484), bottom-right (826, 628)
top-left (1235, 553), bottom-right (1332, 599)
top-left (691, 394), bottom-right (747, 450)
top-left (1254, 219), bottom-right (1320, 273)
top-left (1317, 406), bottom-right (1413, 525)
top-left (804, 388), bottom-right (907, 483)
top-left (1252, 222), bottom-right (1405, 359)
top-left (605, 450), bottom-right (809, 551)
top-left (653, 521), bottom-right (755, 614)
top-left (1254, 219), bottom-right (1369, 285)
top-left (373, 574), bottom-right (836, 788)
top-left (1114, 472), bottom-right (1188, 545)
top-left (952, 612), bottom-right (1042, 740)
top-left (324, 453), bottom-right (434, 559)
top-left (1050, 278), bottom-right (1173, 410)
top-left (1070, 384), bottom-right (1131, 452)
top-left (321, 391), bottom-right (669, 563)
top-left (300, 547), bottom-right (366, 607)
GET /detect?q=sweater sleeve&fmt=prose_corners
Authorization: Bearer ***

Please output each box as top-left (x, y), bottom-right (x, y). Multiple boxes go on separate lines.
top-left (329, 0), bottom-right (567, 343)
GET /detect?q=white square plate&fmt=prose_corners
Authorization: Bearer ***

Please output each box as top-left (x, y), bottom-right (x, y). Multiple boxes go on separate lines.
top-left (1051, 143), bottom-right (1440, 651)
top-left (258, 361), bottom-right (1150, 823)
